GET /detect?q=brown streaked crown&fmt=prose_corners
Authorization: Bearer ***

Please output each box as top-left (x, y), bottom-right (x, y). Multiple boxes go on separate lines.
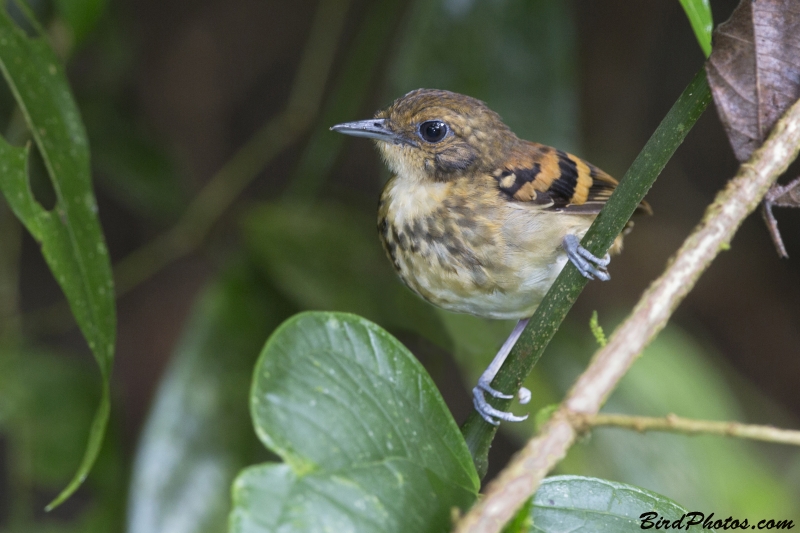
top-left (375, 88), bottom-right (519, 180)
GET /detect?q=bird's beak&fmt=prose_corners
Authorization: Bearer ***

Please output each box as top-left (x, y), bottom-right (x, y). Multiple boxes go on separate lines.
top-left (330, 118), bottom-right (397, 142)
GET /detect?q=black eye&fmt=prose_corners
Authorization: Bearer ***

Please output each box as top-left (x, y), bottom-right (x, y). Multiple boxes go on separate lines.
top-left (419, 120), bottom-right (448, 143)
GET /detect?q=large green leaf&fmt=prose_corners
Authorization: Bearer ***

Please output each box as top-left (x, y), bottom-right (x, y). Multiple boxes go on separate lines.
top-left (0, 9), bottom-right (115, 508)
top-left (678, 0), bottom-right (713, 57)
top-left (528, 476), bottom-right (714, 532)
top-left (230, 312), bottom-right (478, 533)
top-left (127, 263), bottom-right (289, 533)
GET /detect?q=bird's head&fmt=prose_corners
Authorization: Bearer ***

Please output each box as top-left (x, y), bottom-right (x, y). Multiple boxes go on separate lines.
top-left (331, 89), bottom-right (517, 182)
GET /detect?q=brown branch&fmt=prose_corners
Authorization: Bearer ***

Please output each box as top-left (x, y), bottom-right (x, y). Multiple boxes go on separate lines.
top-left (574, 413), bottom-right (800, 446)
top-left (453, 96), bottom-right (800, 533)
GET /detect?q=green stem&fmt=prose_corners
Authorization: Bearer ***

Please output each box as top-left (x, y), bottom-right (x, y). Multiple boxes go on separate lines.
top-left (461, 67), bottom-right (712, 479)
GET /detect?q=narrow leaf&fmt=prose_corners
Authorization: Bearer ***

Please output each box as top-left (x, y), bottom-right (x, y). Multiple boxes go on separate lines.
top-left (0, 9), bottom-right (115, 508)
top-left (679, 0), bottom-right (713, 57)
top-left (0, 348), bottom-right (126, 532)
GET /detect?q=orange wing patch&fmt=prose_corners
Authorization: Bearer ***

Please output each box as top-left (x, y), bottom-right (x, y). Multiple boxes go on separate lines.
top-left (492, 142), bottom-right (621, 214)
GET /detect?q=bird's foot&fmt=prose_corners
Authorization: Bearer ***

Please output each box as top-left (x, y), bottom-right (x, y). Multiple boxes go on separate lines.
top-left (472, 378), bottom-right (529, 426)
top-left (563, 234), bottom-right (610, 281)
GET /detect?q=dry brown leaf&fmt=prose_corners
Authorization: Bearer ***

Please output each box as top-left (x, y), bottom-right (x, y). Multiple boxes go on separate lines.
top-left (754, 1), bottom-right (800, 142)
top-left (706, 0), bottom-right (759, 162)
top-left (706, 0), bottom-right (800, 256)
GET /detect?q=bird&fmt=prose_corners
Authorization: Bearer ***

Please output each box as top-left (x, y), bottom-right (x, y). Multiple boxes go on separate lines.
top-left (331, 88), bottom-right (648, 425)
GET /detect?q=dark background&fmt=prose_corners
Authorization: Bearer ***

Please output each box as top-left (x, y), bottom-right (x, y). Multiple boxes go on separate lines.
top-left (4, 0), bottom-right (800, 530)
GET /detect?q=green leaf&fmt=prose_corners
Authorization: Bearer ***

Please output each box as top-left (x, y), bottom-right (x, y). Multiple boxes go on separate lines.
top-left (230, 311), bottom-right (478, 532)
top-left (241, 201), bottom-right (450, 349)
top-left (0, 9), bottom-right (116, 508)
top-left (232, 461), bottom-right (474, 533)
top-left (127, 263), bottom-right (289, 533)
top-left (679, 0), bottom-right (713, 57)
top-left (528, 476), bottom-right (714, 532)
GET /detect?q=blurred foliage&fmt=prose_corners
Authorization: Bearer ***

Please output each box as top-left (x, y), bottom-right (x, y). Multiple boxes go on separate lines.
top-left (241, 201), bottom-right (451, 350)
top-left (0, 0), bottom-right (798, 531)
top-left (53, 0), bottom-right (108, 48)
top-left (86, 104), bottom-right (185, 223)
top-left (285, 0), bottom-right (404, 199)
top-left (126, 262), bottom-right (288, 533)
top-left (389, 0), bottom-right (578, 152)
top-left (0, 349), bottom-right (124, 532)
top-left (77, 15), bottom-right (186, 222)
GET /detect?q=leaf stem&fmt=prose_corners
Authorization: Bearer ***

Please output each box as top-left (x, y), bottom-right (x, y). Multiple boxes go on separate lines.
top-left (461, 68), bottom-right (712, 479)
top-left (455, 75), bottom-right (800, 533)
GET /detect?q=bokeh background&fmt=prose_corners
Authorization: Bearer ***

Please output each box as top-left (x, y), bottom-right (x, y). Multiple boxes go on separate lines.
top-left (2, 0), bottom-right (800, 531)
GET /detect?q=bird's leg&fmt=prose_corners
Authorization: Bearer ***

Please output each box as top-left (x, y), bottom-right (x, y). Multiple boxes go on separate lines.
top-left (473, 318), bottom-right (531, 425)
top-left (562, 234), bottom-right (610, 281)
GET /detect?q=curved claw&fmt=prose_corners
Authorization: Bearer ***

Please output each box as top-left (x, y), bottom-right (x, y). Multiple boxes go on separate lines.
top-left (472, 386), bottom-right (529, 426)
top-left (477, 376), bottom-right (513, 400)
top-left (563, 234), bottom-right (611, 281)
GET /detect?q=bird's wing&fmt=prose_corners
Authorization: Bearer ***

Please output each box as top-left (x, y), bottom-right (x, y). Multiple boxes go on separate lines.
top-left (491, 142), bottom-right (648, 215)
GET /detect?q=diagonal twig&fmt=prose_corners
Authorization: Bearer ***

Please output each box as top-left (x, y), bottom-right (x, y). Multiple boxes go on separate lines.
top-left (460, 68), bottom-right (712, 479)
top-left (454, 93), bottom-right (800, 533)
top-left (576, 412), bottom-right (800, 446)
